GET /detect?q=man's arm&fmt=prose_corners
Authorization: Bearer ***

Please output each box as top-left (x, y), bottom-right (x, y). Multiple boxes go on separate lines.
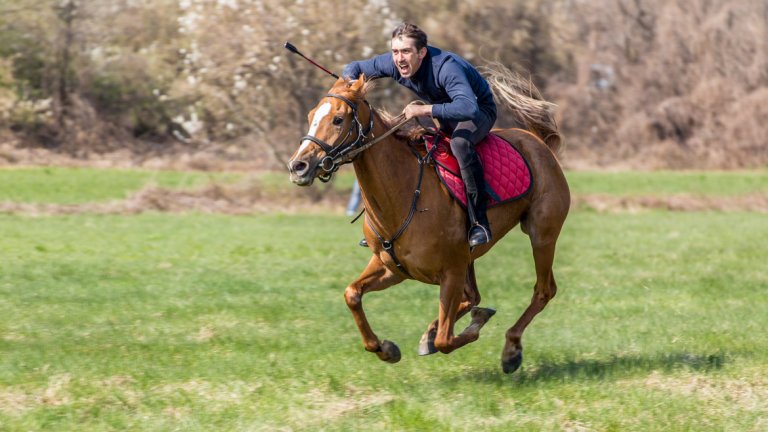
top-left (431, 58), bottom-right (480, 122)
top-left (342, 53), bottom-right (397, 80)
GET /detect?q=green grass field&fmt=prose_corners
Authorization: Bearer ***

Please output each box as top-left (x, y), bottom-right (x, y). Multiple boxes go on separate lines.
top-left (0, 167), bottom-right (240, 204)
top-left (565, 170), bottom-right (768, 197)
top-left (1, 168), bottom-right (767, 431)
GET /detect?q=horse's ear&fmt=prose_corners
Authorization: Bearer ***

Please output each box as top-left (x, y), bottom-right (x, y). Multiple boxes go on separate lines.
top-left (347, 74), bottom-right (366, 92)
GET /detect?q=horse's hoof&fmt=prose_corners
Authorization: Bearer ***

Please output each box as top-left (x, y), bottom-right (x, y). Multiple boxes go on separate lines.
top-left (418, 330), bottom-right (437, 356)
top-left (471, 306), bottom-right (497, 322)
top-left (501, 350), bottom-right (523, 374)
top-left (379, 340), bottom-right (401, 363)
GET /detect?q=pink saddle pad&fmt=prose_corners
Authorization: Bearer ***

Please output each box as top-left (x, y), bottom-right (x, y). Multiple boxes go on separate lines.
top-left (426, 132), bottom-right (532, 208)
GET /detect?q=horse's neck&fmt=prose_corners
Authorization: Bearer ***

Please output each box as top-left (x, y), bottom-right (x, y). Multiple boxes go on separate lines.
top-left (353, 121), bottom-right (420, 229)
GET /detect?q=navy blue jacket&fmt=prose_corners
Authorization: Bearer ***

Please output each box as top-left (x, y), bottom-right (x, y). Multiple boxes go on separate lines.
top-left (342, 46), bottom-right (496, 123)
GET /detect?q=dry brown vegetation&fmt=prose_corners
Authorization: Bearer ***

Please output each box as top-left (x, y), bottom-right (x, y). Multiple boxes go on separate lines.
top-left (1, 0), bottom-right (766, 169)
top-left (1, 180), bottom-right (765, 217)
top-left (553, 0), bottom-right (768, 169)
top-left (0, 181), bottom-right (350, 216)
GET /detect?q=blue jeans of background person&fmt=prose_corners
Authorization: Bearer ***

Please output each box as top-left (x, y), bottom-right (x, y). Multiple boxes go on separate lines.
top-left (346, 180), bottom-right (362, 216)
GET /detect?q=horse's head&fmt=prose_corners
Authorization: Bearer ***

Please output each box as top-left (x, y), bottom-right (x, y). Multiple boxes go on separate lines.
top-left (288, 77), bottom-right (374, 185)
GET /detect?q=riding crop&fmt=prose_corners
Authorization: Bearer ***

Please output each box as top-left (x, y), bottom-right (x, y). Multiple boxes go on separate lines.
top-left (284, 42), bottom-right (339, 79)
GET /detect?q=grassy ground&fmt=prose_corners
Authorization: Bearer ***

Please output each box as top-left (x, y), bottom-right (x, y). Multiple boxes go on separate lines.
top-left (0, 167), bottom-right (240, 204)
top-left (3, 167), bottom-right (766, 204)
top-left (565, 170), bottom-right (768, 196)
top-left (263, 168), bottom-right (768, 198)
top-left (0, 168), bottom-right (766, 431)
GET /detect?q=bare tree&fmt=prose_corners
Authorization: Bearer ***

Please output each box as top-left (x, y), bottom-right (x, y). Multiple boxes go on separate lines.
top-left (2, 0), bottom-right (766, 168)
top-left (52, 0), bottom-right (76, 133)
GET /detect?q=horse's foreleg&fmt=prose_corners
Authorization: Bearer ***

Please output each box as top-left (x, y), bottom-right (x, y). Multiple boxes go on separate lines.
top-left (502, 239), bottom-right (558, 374)
top-left (344, 255), bottom-right (404, 363)
top-left (419, 263), bottom-right (494, 355)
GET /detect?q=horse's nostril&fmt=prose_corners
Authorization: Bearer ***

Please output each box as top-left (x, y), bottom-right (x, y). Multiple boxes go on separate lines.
top-left (290, 160), bottom-right (309, 175)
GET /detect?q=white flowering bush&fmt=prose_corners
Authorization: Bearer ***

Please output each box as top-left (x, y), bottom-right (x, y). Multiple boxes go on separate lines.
top-left (171, 0), bottom-right (400, 163)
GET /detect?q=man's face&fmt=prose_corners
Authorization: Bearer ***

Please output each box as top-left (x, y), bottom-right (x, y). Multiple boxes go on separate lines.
top-left (391, 36), bottom-right (427, 79)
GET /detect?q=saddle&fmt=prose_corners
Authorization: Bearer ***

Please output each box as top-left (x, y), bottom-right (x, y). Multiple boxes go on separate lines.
top-left (425, 132), bottom-right (532, 208)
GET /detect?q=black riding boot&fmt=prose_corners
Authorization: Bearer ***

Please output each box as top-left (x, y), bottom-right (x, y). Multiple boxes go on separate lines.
top-left (461, 160), bottom-right (492, 247)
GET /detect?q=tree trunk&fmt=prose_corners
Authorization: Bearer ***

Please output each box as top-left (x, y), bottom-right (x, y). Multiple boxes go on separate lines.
top-left (53, 0), bottom-right (76, 141)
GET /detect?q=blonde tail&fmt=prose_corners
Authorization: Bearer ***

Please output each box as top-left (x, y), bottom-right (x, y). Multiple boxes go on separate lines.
top-left (480, 62), bottom-right (562, 153)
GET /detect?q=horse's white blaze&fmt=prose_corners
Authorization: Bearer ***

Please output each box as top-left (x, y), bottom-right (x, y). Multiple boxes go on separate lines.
top-left (298, 102), bottom-right (332, 154)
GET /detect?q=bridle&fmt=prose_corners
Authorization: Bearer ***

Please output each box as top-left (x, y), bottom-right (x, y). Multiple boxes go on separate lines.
top-left (299, 93), bottom-right (415, 183)
top-left (299, 93), bottom-right (374, 183)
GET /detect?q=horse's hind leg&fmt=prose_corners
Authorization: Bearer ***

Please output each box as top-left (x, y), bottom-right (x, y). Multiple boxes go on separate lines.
top-left (344, 255), bottom-right (405, 363)
top-left (419, 262), bottom-right (495, 355)
top-left (427, 266), bottom-right (497, 355)
top-left (501, 220), bottom-right (561, 374)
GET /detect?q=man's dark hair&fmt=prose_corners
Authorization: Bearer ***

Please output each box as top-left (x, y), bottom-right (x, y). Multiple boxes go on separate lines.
top-left (391, 22), bottom-right (428, 50)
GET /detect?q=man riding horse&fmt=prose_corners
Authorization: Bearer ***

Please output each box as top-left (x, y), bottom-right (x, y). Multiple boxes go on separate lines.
top-left (343, 22), bottom-right (496, 247)
top-left (287, 25), bottom-right (568, 372)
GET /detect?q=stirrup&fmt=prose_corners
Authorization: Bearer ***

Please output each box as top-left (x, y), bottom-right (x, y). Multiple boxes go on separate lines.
top-left (468, 224), bottom-right (492, 247)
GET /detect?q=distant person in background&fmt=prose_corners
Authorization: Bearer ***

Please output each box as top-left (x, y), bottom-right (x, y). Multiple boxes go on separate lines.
top-left (346, 180), bottom-right (362, 216)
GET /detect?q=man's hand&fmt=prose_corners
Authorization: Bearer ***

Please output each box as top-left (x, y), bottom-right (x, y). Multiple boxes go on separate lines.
top-left (403, 103), bottom-right (432, 120)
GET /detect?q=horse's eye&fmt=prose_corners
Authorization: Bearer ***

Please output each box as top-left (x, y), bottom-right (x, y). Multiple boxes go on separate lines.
top-left (332, 116), bottom-right (344, 126)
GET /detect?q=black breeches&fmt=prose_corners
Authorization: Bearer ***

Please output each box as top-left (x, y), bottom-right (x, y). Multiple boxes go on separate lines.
top-left (442, 107), bottom-right (496, 226)
top-left (444, 108), bottom-right (496, 169)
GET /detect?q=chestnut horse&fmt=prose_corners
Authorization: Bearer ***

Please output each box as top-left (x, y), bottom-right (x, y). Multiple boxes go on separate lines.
top-left (287, 73), bottom-right (569, 373)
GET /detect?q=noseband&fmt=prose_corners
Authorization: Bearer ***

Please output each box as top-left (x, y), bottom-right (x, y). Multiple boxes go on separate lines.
top-left (300, 93), bottom-right (374, 182)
